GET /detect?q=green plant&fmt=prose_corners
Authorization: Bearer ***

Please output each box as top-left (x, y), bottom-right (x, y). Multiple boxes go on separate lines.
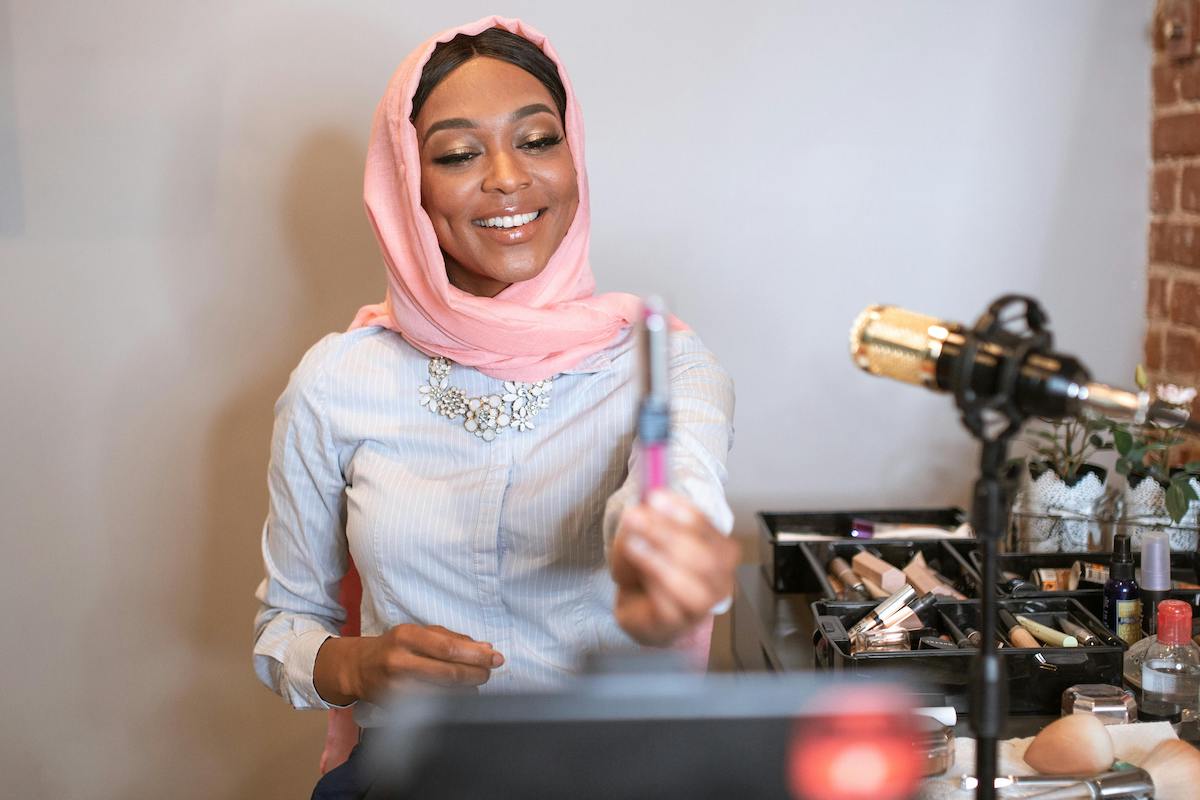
top-left (1108, 367), bottom-right (1200, 523)
top-left (1020, 417), bottom-right (1112, 485)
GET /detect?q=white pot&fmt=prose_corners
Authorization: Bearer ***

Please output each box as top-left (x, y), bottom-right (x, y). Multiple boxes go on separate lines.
top-left (1120, 475), bottom-right (1200, 552)
top-left (1012, 467), bottom-right (1106, 553)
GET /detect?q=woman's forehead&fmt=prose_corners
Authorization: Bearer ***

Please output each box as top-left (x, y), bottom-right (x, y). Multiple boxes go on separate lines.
top-left (415, 57), bottom-right (559, 135)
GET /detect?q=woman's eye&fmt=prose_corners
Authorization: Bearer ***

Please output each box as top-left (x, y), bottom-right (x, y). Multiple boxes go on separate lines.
top-left (520, 135), bottom-right (563, 152)
top-left (432, 151), bottom-right (477, 165)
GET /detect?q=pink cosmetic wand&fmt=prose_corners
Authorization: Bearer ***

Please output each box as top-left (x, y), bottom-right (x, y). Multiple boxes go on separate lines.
top-left (639, 296), bottom-right (671, 502)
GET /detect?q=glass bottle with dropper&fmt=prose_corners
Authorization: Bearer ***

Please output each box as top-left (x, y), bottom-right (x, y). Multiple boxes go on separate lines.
top-left (1140, 600), bottom-right (1200, 723)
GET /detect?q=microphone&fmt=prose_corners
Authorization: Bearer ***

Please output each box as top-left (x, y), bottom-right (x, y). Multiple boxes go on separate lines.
top-left (849, 304), bottom-right (1198, 433)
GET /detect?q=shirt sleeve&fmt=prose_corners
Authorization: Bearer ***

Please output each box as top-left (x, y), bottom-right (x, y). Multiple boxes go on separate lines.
top-left (252, 336), bottom-right (354, 711)
top-left (602, 331), bottom-right (736, 554)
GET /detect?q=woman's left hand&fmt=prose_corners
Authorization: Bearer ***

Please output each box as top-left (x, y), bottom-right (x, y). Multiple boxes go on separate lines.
top-left (610, 490), bottom-right (740, 647)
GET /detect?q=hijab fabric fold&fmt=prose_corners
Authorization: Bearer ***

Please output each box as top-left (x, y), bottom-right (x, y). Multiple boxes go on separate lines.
top-left (353, 15), bottom-right (647, 382)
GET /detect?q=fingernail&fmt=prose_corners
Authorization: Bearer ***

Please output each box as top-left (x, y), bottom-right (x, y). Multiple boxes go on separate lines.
top-left (627, 533), bottom-right (653, 557)
top-left (491, 653), bottom-right (504, 668)
top-left (648, 490), bottom-right (689, 523)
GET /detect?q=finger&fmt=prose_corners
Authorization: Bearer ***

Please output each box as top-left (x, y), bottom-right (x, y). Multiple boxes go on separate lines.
top-left (427, 625), bottom-right (489, 646)
top-left (646, 490), bottom-right (707, 527)
top-left (386, 650), bottom-right (492, 687)
top-left (400, 626), bottom-right (504, 668)
top-left (623, 531), bottom-right (719, 620)
top-left (611, 507), bottom-right (653, 588)
top-left (625, 505), bottom-right (738, 599)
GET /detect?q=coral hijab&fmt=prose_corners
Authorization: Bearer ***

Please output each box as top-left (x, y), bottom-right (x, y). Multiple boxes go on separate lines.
top-left (350, 14), bottom-right (643, 382)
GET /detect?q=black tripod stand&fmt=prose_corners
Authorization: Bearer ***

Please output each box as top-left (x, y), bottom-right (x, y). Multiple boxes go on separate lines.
top-left (951, 295), bottom-right (1052, 800)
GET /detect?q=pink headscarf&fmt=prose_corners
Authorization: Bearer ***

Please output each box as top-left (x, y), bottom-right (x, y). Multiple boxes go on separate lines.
top-left (350, 15), bottom-right (645, 382)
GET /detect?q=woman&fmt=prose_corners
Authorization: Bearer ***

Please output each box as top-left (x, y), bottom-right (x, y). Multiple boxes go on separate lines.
top-left (252, 16), bottom-right (738, 795)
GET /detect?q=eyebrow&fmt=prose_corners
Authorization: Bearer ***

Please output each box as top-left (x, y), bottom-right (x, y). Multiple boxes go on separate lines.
top-left (421, 103), bottom-right (558, 146)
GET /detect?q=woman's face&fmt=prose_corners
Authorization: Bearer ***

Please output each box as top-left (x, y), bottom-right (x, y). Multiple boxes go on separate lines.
top-left (414, 57), bottom-right (579, 298)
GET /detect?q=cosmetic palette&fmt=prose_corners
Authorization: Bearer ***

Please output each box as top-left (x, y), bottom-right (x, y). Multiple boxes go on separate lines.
top-left (755, 507), bottom-right (967, 594)
top-left (811, 597), bottom-right (1126, 715)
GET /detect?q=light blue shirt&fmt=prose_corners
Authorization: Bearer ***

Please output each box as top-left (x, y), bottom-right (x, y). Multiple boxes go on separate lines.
top-left (253, 325), bottom-right (734, 715)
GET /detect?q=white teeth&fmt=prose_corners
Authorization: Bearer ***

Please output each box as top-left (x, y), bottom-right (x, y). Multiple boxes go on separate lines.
top-left (474, 210), bottom-right (541, 229)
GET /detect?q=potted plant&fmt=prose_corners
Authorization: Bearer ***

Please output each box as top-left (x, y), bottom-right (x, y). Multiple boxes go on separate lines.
top-left (1012, 416), bottom-right (1113, 552)
top-left (1109, 372), bottom-right (1200, 551)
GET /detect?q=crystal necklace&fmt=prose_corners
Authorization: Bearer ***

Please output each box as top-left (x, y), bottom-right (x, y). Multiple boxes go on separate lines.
top-left (417, 356), bottom-right (553, 441)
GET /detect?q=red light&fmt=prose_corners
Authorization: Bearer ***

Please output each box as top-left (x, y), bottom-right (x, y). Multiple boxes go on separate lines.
top-left (786, 713), bottom-right (921, 800)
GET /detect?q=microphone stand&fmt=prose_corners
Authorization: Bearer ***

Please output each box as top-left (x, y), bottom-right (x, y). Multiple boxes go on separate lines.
top-left (950, 295), bottom-right (1051, 800)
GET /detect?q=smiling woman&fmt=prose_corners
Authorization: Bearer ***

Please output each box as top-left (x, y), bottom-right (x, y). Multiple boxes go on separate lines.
top-left (250, 17), bottom-right (739, 799)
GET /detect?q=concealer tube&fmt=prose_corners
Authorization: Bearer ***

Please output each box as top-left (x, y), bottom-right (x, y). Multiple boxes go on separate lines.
top-left (999, 609), bottom-right (1040, 648)
top-left (1057, 617), bottom-right (1103, 647)
top-left (879, 592), bottom-right (937, 631)
top-left (846, 584), bottom-right (918, 637)
top-left (851, 549), bottom-right (907, 593)
top-left (828, 556), bottom-right (869, 601)
top-left (1016, 615), bottom-right (1078, 647)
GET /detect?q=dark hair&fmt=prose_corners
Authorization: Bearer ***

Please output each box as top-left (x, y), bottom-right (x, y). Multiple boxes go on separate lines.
top-left (410, 28), bottom-right (568, 124)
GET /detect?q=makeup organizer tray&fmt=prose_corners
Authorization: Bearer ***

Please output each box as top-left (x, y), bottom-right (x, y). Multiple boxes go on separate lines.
top-left (798, 539), bottom-right (978, 606)
top-left (811, 597), bottom-right (1126, 716)
top-left (756, 507), bottom-right (966, 594)
top-left (962, 549), bottom-right (1200, 618)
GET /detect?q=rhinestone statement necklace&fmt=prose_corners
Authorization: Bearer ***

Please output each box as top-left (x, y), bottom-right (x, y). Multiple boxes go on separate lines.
top-left (418, 357), bottom-right (553, 441)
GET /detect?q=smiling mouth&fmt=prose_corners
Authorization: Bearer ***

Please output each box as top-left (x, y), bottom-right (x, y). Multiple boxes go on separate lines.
top-left (471, 209), bottom-right (544, 229)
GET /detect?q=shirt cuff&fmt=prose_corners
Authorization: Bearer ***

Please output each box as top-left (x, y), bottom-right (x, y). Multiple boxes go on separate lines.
top-left (284, 630), bottom-right (355, 711)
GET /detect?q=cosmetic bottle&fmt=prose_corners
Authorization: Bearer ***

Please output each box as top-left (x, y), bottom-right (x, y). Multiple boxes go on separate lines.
top-left (1140, 530), bottom-right (1171, 637)
top-left (1102, 534), bottom-right (1142, 645)
top-left (1140, 600), bottom-right (1200, 723)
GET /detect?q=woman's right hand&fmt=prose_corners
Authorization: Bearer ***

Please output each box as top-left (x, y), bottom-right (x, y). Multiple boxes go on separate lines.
top-left (313, 624), bottom-right (503, 706)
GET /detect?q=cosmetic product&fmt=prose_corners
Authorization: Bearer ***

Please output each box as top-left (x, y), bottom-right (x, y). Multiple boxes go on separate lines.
top-left (1022, 713), bottom-right (1114, 775)
top-left (1103, 534), bottom-right (1142, 645)
top-left (850, 548), bottom-right (906, 593)
top-left (1140, 600), bottom-right (1200, 723)
top-left (1175, 580), bottom-right (1200, 590)
top-left (878, 591), bottom-right (937, 631)
top-left (846, 584), bottom-right (917, 638)
top-left (1000, 577), bottom-right (1039, 596)
top-left (1015, 615), bottom-right (1078, 647)
top-left (1030, 567), bottom-right (1072, 592)
top-left (1002, 770), bottom-right (1152, 799)
top-left (1057, 616), bottom-right (1103, 647)
top-left (1141, 530), bottom-right (1172, 638)
top-left (826, 572), bottom-right (845, 599)
top-left (849, 626), bottom-right (910, 654)
top-left (1061, 684), bottom-right (1137, 724)
top-left (637, 297), bottom-right (670, 502)
top-left (910, 715), bottom-right (955, 777)
top-left (827, 556), bottom-right (868, 601)
top-left (927, 567), bottom-right (968, 600)
top-left (999, 608), bottom-right (1040, 648)
top-left (918, 636), bottom-right (956, 650)
top-left (859, 575), bottom-right (889, 599)
top-left (939, 616), bottom-right (974, 649)
top-left (960, 625), bottom-right (1004, 649)
top-left (901, 555), bottom-right (950, 597)
top-left (1069, 560), bottom-right (1109, 589)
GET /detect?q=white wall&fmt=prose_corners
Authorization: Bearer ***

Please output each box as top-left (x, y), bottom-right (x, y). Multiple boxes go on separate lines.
top-left (0, 2), bottom-right (1151, 798)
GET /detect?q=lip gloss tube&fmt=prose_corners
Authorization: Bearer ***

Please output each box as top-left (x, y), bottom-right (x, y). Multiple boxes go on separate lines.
top-left (638, 297), bottom-right (670, 502)
top-left (847, 585), bottom-right (918, 638)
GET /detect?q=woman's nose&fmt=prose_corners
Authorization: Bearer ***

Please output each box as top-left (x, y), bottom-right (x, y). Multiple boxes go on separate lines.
top-left (482, 150), bottom-right (532, 195)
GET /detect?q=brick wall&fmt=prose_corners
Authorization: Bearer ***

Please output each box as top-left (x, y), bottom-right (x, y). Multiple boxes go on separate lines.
top-left (1150, 1), bottom-right (1200, 461)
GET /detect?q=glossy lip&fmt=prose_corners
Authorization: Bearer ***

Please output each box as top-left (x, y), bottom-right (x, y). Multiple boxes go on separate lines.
top-left (470, 207), bottom-right (548, 244)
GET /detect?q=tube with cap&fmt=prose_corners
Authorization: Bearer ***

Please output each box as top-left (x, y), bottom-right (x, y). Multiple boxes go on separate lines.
top-left (999, 608), bottom-right (1040, 648)
top-left (846, 584), bottom-right (917, 638)
top-left (1141, 530), bottom-right (1172, 637)
top-left (1058, 616), bottom-right (1103, 647)
top-left (879, 592), bottom-right (937, 631)
top-left (828, 556), bottom-right (869, 601)
top-left (1016, 615), bottom-right (1078, 647)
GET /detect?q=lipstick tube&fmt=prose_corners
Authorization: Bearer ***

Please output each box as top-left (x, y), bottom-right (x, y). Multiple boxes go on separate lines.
top-left (846, 585), bottom-right (918, 638)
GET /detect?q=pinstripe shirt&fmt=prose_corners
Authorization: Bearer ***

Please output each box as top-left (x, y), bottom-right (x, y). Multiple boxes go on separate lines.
top-left (252, 325), bottom-right (734, 716)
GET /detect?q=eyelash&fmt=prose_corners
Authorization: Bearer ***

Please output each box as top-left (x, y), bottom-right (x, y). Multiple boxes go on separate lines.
top-left (431, 135), bottom-right (563, 166)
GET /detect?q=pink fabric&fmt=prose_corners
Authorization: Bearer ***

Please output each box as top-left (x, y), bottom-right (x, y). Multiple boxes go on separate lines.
top-left (357, 14), bottom-right (649, 383)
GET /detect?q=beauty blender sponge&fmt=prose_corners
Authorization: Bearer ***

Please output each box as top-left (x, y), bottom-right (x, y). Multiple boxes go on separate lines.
top-left (1023, 714), bottom-right (1114, 775)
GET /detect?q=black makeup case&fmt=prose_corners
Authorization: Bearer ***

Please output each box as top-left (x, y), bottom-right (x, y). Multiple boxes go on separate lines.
top-left (811, 597), bottom-right (1125, 716)
top-left (757, 507), bottom-right (966, 593)
top-left (798, 538), bottom-right (980, 605)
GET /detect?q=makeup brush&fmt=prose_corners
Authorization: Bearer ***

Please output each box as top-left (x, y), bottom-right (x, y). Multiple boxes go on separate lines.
top-left (1020, 732), bottom-right (1200, 799)
top-left (1057, 616), bottom-right (1103, 647)
top-left (999, 608), bottom-right (1040, 648)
